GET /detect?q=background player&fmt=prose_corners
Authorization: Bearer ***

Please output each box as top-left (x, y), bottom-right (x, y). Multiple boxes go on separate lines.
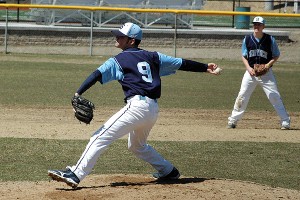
top-left (227, 16), bottom-right (290, 130)
top-left (48, 22), bottom-right (220, 188)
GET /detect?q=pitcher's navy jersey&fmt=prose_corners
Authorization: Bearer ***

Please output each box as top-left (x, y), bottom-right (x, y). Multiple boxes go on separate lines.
top-left (97, 48), bottom-right (182, 99)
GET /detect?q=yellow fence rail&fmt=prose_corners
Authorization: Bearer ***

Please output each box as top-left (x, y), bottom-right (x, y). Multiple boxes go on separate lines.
top-left (1, 3), bottom-right (300, 17)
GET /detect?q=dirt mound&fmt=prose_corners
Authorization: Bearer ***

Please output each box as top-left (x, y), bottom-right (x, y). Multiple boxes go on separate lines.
top-left (1, 174), bottom-right (300, 200)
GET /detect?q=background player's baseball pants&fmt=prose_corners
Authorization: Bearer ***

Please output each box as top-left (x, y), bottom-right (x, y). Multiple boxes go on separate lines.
top-left (228, 69), bottom-right (290, 124)
top-left (69, 96), bottom-right (174, 181)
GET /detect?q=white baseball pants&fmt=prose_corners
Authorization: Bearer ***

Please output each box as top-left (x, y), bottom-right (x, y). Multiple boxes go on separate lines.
top-left (70, 95), bottom-right (173, 181)
top-left (228, 68), bottom-right (290, 124)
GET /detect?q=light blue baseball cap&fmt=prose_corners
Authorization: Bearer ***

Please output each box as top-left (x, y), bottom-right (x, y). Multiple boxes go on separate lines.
top-left (111, 22), bottom-right (143, 40)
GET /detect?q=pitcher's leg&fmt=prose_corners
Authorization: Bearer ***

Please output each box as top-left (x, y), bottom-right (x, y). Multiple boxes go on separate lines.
top-left (127, 101), bottom-right (174, 177)
top-left (70, 103), bottom-right (142, 180)
top-left (128, 128), bottom-right (174, 177)
top-left (69, 126), bottom-right (118, 180)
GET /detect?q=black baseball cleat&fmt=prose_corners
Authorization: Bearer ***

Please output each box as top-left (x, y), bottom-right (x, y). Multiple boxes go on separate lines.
top-left (48, 168), bottom-right (80, 189)
top-left (153, 167), bottom-right (180, 180)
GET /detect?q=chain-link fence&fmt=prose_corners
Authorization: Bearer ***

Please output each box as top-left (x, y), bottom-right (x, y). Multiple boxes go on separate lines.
top-left (203, 0), bottom-right (298, 13)
top-left (196, 0), bottom-right (300, 27)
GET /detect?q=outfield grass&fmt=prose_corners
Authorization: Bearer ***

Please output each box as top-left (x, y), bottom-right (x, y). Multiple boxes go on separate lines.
top-left (0, 54), bottom-right (300, 191)
top-left (0, 54), bottom-right (299, 111)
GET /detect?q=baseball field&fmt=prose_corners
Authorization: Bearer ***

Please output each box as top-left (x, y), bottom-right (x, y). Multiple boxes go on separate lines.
top-left (0, 33), bottom-right (300, 199)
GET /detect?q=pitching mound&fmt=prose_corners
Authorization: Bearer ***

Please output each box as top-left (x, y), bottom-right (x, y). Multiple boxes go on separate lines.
top-left (1, 174), bottom-right (300, 200)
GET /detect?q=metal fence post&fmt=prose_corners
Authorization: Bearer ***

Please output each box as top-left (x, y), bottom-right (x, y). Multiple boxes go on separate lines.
top-left (5, 8), bottom-right (8, 54)
top-left (232, 0), bottom-right (236, 28)
top-left (89, 11), bottom-right (94, 56)
top-left (174, 13), bottom-right (177, 57)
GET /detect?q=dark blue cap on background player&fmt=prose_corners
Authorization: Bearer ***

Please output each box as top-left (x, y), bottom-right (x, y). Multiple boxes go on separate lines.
top-left (111, 22), bottom-right (143, 40)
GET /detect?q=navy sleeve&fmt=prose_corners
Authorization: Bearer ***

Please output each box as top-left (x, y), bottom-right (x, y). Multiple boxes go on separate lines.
top-left (179, 59), bottom-right (208, 72)
top-left (76, 70), bottom-right (102, 95)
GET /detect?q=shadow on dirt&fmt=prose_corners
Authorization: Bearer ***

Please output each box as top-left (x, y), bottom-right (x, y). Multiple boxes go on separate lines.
top-left (110, 177), bottom-right (211, 186)
top-left (57, 177), bottom-right (212, 191)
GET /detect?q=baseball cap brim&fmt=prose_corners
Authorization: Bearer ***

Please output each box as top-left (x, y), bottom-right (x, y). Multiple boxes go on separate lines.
top-left (252, 21), bottom-right (264, 24)
top-left (111, 30), bottom-right (127, 37)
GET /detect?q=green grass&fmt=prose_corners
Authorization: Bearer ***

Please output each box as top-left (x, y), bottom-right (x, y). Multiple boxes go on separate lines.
top-left (0, 138), bottom-right (299, 190)
top-left (0, 54), bottom-right (299, 111)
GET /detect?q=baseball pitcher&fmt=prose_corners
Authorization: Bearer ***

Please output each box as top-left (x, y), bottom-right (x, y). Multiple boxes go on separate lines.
top-left (48, 22), bottom-right (221, 188)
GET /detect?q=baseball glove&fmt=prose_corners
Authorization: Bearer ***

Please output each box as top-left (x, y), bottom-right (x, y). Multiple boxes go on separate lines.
top-left (71, 95), bottom-right (95, 124)
top-left (254, 64), bottom-right (269, 76)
